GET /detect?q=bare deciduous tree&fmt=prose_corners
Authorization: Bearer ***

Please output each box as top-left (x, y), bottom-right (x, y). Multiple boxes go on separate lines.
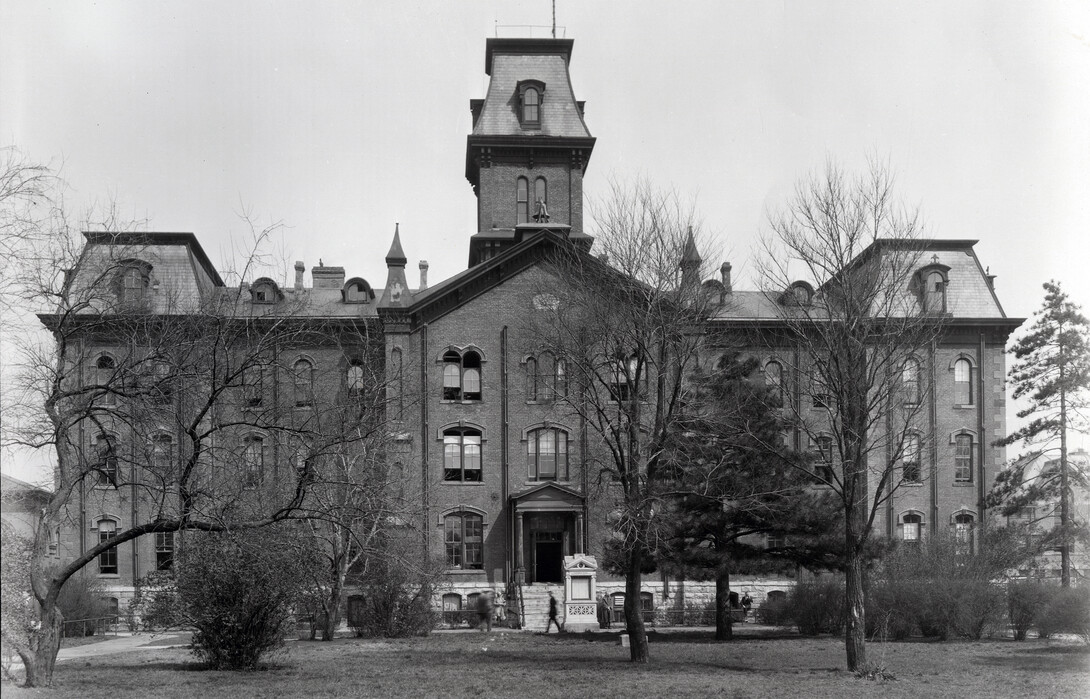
top-left (755, 159), bottom-right (941, 671)
top-left (529, 177), bottom-right (712, 663)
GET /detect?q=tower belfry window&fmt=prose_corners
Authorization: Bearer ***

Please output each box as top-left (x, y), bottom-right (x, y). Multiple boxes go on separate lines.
top-left (522, 87), bottom-right (539, 124)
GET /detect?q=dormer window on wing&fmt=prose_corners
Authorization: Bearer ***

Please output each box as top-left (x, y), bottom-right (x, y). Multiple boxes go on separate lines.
top-left (113, 259), bottom-right (153, 307)
top-left (517, 80), bottom-right (545, 128)
top-left (914, 263), bottom-right (950, 314)
top-left (779, 281), bottom-right (814, 306)
top-left (342, 277), bottom-right (374, 304)
top-left (250, 278), bottom-right (283, 304)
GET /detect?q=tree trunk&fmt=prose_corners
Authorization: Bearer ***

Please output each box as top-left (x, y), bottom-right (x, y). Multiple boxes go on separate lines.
top-left (843, 545), bottom-right (867, 671)
top-left (321, 573), bottom-right (344, 641)
top-left (19, 600), bottom-right (63, 687)
top-left (714, 568), bottom-right (733, 641)
top-left (1059, 384), bottom-right (1070, 588)
top-left (625, 548), bottom-right (649, 663)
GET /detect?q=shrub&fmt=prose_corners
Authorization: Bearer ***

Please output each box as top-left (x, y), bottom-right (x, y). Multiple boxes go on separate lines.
top-left (55, 571), bottom-right (111, 637)
top-left (1035, 586), bottom-right (1090, 642)
top-left (127, 571), bottom-right (180, 631)
top-left (952, 580), bottom-right (1006, 640)
top-left (347, 558), bottom-right (436, 638)
top-left (1008, 581), bottom-right (1052, 641)
top-left (865, 582), bottom-right (918, 641)
top-left (784, 579), bottom-right (844, 635)
top-left (176, 528), bottom-right (318, 670)
top-left (757, 595), bottom-right (790, 626)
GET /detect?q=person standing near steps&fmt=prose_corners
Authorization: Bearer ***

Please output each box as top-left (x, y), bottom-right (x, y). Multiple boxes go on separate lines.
top-left (546, 592), bottom-right (563, 633)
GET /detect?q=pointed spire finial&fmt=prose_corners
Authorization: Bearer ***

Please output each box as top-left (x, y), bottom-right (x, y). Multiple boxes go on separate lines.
top-left (681, 226), bottom-right (701, 265)
top-left (386, 222), bottom-right (407, 266)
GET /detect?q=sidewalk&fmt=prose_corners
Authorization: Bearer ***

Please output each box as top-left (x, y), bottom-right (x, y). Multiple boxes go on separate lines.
top-left (5, 632), bottom-right (190, 673)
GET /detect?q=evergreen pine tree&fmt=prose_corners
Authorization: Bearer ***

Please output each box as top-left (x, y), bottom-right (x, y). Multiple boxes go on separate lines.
top-left (991, 281), bottom-right (1090, 587)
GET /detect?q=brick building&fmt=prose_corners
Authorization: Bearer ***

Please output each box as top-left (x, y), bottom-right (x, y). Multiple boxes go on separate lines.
top-left (45, 37), bottom-right (1022, 626)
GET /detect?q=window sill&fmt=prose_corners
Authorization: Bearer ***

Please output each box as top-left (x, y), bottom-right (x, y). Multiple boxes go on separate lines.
top-left (952, 404), bottom-right (975, 410)
top-left (97, 573), bottom-right (120, 579)
top-left (445, 568), bottom-right (486, 575)
top-left (524, 479), bottom-right (571, 486)
top-left (952, 482), bottom-right (974, 487)
top-left (441, 481), bottom-right (485, 486)
top-left (900, 482), bottom-right (924, 487)
top-left (439, 400), bottom-right (483, 405)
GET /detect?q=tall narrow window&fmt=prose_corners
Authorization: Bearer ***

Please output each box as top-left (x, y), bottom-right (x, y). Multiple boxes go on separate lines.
top-left (151, 434), bottom-right (174, 482)
top-left (516, 177), bottom-right (529, 224)
top-left (764, 360), bottom-right (784, 405)
top-left (611, 356), bottom-right (638, 402)
top-left (526, 357), bottom-right (539, 401)
top-left (95, 355), bottom-right (117, 405)
top-left (815, 436), bottom-right (835, 482)
top-left (954, 513), bottom-right (975, 553)
top-left (346, 361), bottom-right (365, 394)
top-left (98, 520), bottom-right (118, 574)
top-left (811, 374), bottom-right (830, 409)
top-left (527, 427), bottom-right (569, 481)
top-left (533, 177), bottom-right (548, 221)
top-left (902, 513), bottom-right (922, 543)
top-left (953, 358), bottom-right (973, 405)
top-left (924, 271), bottom-right (946, 313)
top-left (444, 512), bottom-right (483, 569)
top-left (902, 358), bottom-right (921, 404)
top-left (443, 429), bottom-right (482, 482)
top-left (522, 87), bottom-right (540, 124)
top-left (94, 435), bottom-right (118, 487)
top-left (954, 434), bottom-right (973, 482)
top-left (293, 359), bottom-right (313, 407)
top-left (391, 348), bottom-right (404, 419)
top-left (902, 434), bottom-right (922, 483)
top-left (155, 531), bottom-right (174, 571)
top-left (243, 365), bottom-right (264, 408)
top-left (243, 435), bottom-right (264, 488)
top-left (554, 358), bottom-right (567, 399)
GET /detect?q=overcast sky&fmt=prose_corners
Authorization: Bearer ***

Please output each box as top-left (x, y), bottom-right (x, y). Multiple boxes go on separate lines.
top-left (2, 1), bottom-right (1088, 480)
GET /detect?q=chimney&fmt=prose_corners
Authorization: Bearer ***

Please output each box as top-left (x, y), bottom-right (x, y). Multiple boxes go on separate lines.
top-left (419, 260), bottom-right (429, 290)
top-left (294, 261), bottom-right (305, 289)
top-left (311, 265), bottom-right (345, 290)
top-left (721, 262), bottom-right (732, 293)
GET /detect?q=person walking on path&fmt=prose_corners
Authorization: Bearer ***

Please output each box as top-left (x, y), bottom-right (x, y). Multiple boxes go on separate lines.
top-left (546, 592), bottom-right (563, 633)
top-left (477, 591), bottom-right (494, 632)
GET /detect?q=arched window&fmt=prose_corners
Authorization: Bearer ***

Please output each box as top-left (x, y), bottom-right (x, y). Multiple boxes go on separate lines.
top-left (814, 436), bottom-right (835, 482)
top-left (444, 512), bottom-right (483, 570)
top-left (640, 592), bottom-right (655, 623)
top-left (293, 359), bottom-right (314, 407)
top-left (95, 355), bottom-right (117, 405)
top-left (155, 531), bottom-right (174, 571)
top-left (902, 357), bottom-right (921, 404)
top-left (116, 262), bottom-right (151, 306)
top-left (343, 278), bottom-right (372, 303)
top-left (94, 434), bottom-right (118, 487)
top-left (533, 177), bottom-right (548, 221)
top-left (902, 513), bottom-right (923, 543)
top-left (555, 358), bottom-right (567, 399)
top-left (97, 519), bottom-right (118, 574)
top-left (953, 358), bottom-right (973, 405)
top-left (391, 348), bottom-right (404, 419)
top-left (610, 355), bottom-right (639, 402)
top-left (526, 356), bottom-right (538, 401)
top-left (764, 360), bottom-right (784, 405)
top-left (516, 177), bottom-right (529, 224)
top-left (107, 597), bottom-right (120, 621)
top-left (242, 435), bottom-right (264, 488)
top-left (924, 270), bottom-right (946, 313)
top-left (150, 361), bottom-right (173, 404)
top-left (527, 427), bottom-right (569, 481)
top-left (442, 350), bottom-right (482, 401)
top-left (243, 364), bottom-right (264, 408)
top-left (151, 434), bottom-right (174, 481)
top-left (522, 86), bottom-right (540, 124)
top-left (954, 513), bottom-right (975, 553)
top-left (902, 433), bottom-right (921, 483)
top-left (954, 433), bottom-right (974, 483)
top-left (346, 360), bottom-right (365, 394)
top-left (443, 428), bottom-right (482, 482)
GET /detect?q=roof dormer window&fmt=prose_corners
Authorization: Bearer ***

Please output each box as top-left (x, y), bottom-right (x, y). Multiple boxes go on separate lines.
top-left (342, 277), bottom-right (374, 304)
top-left (517, 80), bottom-right (545, 128)
top-left (913, 263), bottom-right (950, 314)
top-left (250, 278), bottom-right (282, 304)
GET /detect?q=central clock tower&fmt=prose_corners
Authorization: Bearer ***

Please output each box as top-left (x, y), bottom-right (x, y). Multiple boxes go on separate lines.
top-left (464, 38), bottom-right (596, 267)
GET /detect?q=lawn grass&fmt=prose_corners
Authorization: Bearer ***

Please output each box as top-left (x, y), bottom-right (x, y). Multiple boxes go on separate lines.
top-left (3, 628), bottom-right (1087, 698)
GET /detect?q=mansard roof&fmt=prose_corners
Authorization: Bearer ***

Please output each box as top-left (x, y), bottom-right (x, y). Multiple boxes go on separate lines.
top-left (472, 38), bottom-right (592, 139)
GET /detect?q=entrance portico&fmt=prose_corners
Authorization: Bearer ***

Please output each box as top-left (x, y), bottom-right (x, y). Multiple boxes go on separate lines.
top-left (510, 483), bottom-right (586, 585)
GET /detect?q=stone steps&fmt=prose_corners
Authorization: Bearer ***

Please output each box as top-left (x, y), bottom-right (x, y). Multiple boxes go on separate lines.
top-left (518, 583), bottom-right (565, 632)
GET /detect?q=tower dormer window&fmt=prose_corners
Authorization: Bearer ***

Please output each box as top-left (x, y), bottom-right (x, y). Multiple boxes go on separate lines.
top-left (250, 278), bottom-right (282, 304)
top-left (517, 80), bottom-right (545, 128)
top-left (914, 263), bottom-right (950, 314)
top-left (517, 177), bottom-right (529, 224)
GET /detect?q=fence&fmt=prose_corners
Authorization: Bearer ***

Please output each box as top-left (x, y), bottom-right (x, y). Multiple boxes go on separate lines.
top-left (62, 615), bottom-right (119, 638)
